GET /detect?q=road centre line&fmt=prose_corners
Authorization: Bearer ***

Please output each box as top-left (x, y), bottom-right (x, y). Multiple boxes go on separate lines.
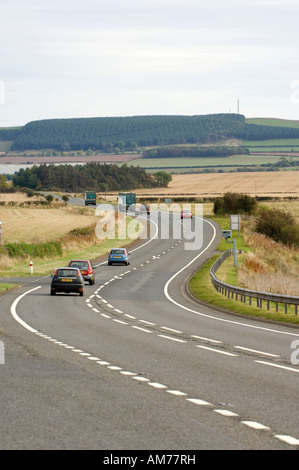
top-left (191, 334), bottom-right (222, 344)
top-left (94, 279), bottom-right (288, 365)
top-left (234, 346), bottom-right (279, 357)
top-left (161, 326), bottom-right (183, 334)
top-left (139, 319), bottom-right (156, 326)
top-left (158, 334), bottom-right (186, 343)
top-left (214, 409), bottom-right (239, 417)
top-left (132, 325), bottom-right (152, 333)
top-left (241, 421), bottom-right (271, 431)
top-left (196, 345), bottom-right (238, 357)
top-left (113, 319), bottom-right (128, 325)
top-left (9, 286), bottom-right (299, 447)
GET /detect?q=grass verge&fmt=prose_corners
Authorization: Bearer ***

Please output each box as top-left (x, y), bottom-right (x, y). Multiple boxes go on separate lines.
top-left (189, 254), bottom-right (299, 325)
top-left (189, 214), bottom-right (299, 325)
top-left (0, 283), bottom-right (19, 294)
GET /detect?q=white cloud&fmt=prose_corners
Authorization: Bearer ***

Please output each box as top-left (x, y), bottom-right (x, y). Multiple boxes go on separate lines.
top-left (1, 0), bottom-right (299, 125)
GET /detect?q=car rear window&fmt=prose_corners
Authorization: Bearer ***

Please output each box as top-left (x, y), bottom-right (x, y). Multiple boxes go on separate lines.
top-left (69, 261), bottom-right (89, 269)
top-left (57, 269), bottom-right (78, 277)
top-left (111, 249), bottom-right (125, 254)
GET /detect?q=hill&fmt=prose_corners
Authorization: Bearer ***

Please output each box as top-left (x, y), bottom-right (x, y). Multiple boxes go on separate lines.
top-left (2, 115), bottom-right (299, 154)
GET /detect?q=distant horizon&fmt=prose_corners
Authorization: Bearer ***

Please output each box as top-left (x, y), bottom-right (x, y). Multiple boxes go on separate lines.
top-left (2, 114), bottom-right (299, 130)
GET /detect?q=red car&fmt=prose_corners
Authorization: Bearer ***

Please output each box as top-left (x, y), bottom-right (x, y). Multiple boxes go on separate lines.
top-left (67, 259), bottom-right (95, 285)
top-left (181, 209), bottom-right (193, 219)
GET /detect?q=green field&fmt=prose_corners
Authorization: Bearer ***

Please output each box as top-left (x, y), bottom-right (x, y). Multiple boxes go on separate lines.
top-left (123, 153), bottom-right (298, 171)
top-left (246, 117), bottom-right (299, 128)
top-left (241, 138), bottom-right (299, 148)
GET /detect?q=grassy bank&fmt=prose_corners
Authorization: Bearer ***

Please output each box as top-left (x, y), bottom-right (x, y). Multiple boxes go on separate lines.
top-left (189, 209), bottom-right (299, 325)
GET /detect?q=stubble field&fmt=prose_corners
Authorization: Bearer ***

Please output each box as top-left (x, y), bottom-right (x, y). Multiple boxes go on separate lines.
top-left (135, 170), bottom-right (299, 198)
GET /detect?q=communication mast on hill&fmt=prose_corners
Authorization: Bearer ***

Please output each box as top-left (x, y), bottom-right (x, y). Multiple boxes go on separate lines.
top-left (237, 99), bottom-right (240, 114)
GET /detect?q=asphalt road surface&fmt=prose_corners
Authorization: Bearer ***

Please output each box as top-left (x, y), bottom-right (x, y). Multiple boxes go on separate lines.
top-left (1, 210), bottom-right (298, 451)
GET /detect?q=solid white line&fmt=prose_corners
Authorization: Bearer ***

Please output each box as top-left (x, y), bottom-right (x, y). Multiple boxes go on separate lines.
top-left (234, 346), bottom-right (279, 357)
top-left (255, 360), bottom-right (299, 373)
top-left (10, 286), bottom-right (41, 333)
top-left (196, 345), bottom-right (238, 357)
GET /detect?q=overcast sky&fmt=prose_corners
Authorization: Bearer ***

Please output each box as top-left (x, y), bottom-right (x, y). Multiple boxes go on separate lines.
top-left (1, 0), bottom-right (299, 126)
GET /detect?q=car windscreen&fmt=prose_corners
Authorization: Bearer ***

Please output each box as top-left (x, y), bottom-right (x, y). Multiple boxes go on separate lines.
top-left (57, 269), bottom-right (78, 278)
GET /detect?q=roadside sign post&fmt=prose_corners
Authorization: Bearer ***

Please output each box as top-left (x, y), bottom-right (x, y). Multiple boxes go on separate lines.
top-left (230, 215), bottom-right (240, 237)
top-left (0, 221), bottom-right (1, 245)
top-left (222, 229), bottom-right (237, 268)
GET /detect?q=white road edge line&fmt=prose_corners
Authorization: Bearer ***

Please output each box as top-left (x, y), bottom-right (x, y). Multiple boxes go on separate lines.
top-left (10, 286), bottom-right (41, 333)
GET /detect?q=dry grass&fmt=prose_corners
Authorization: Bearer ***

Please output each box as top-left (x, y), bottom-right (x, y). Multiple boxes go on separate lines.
top-left (238, 219), bottom-right (299, 295)
top-left (0, 204), bottom-right (98, 244)
top-left (0, 192), bottom-right (44, 203)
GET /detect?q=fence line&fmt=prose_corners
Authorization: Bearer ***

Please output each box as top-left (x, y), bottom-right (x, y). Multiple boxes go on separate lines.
top-left (210, 249), bottom-right (299, 315)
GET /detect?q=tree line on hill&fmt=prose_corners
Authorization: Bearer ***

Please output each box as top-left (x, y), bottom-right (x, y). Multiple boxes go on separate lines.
top-left (8, 113), bottom-right (299, 153)
top-left (11, 162), bottom-right (172, 192)
top-left (143, 145), bottom-right (249, 158)
top-left (2, 114), bottom-right (299, 154)
top-left (8, 114), bottom-right (245, 151)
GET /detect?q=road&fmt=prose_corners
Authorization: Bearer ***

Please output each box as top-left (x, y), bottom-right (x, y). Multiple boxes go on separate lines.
top-left (0, 209), bottom-right (298, 450)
